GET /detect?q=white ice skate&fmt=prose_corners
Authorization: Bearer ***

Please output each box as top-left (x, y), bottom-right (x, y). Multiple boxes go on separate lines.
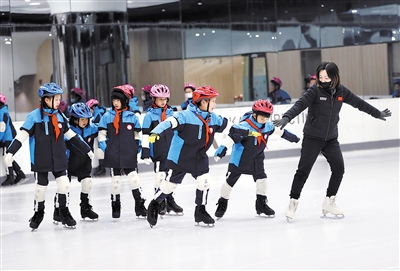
top-left (321, 196), bottom-right (344, 219)
top-left (285, 198), bottom-right (299, 222)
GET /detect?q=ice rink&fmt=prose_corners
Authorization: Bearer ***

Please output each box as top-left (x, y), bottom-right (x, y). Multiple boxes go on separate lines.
top-left (1, 147), bottom-right (399, 270)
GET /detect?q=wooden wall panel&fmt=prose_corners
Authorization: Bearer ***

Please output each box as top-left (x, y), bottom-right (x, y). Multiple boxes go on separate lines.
top-left (277, 50), bottom-right (302, 99)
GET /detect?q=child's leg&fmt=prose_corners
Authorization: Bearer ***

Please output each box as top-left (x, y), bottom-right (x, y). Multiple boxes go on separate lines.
top-left (29, 172), bottom-right (49, 229)
top-left (253, 172), bottom-right (274, 216)
top-left (154, 170), bottom-right (184, 203)
top-left (125, 168), bottom-right (147, 217)
top-left (78, 175), bottom-right (98, 220)
top-left (153, 161), bottom-right (165, 191)
top-left (110, 168), bottom-right (122, 218)
top-left (221, 171), bottom-right (241, 199)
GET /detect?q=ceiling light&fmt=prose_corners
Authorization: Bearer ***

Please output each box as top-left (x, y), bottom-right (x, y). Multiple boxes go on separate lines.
top-left (29, 2), bottom-right (41, 5)
top-left (195, 33), bottom-right (200, 37)
top-left (197, 2), bottom-right (202, 6)
top-left (211, 30), bottom-right (215, 33)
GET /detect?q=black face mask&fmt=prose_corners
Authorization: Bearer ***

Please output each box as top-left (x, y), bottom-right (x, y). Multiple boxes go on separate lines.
top-left (320, 82), bottom-right (331, 89)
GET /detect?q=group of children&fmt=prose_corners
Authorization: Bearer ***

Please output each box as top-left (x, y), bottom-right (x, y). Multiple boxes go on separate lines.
top-left (8, 62), bottom-right (387, 230)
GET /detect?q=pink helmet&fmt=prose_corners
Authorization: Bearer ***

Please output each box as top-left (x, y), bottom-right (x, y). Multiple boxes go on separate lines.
top-left (270, 77), bottom-right (282, 88)
top-left (0, 94), bottom-right (6, 104)
top-left (86, 98), bottom-right (99, 108)
top-left (58, 100), bottom-right (68, 112)
top-left (122, 84), bottom-right (135, 96)
top-left (141, 85), bottom-right (152, 93)
top-left (310, 74), bottom-right (317, 80)
top-left (150, 84), bottom-right (170, 98)
top-left (184, 82), bottom-right (196, 91)
top-left (71, 87), bottom-right (85, 99)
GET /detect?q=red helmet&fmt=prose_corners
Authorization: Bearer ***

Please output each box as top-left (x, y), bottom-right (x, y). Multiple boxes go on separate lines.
top-left (184, 83), bottom-right (196, 91)
top-left (112, 85), bottom-right (133, 100)
top-left (252, 99), bottom-right (273, 115)
top-left (141, 85), bottom-right (152, 93)
top-left (71, 87), bottom-right (85, 99)
top-left (0, 94), bottom-right (6, 104)
top-left (192, 86), bottom-right (219, 103)
top-left (86, 98), bottom-right (99, 108)
top-left (150, 84), bottom-right (170, 98)
top-left (270, 77), bottom-right (282, 88)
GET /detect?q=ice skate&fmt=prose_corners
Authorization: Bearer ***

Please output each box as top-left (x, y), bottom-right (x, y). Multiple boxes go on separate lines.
top-left (166, 194), bottom-right (183, 215)
top-left (93, 160), bottom-right (106, 177)
top-left (255, 195), bottom-right (275, 218)
top-left (80, 202), bottom-right (99, 221)
top-left (285, 198), bottom-right (299, 222)
top-left (135, 198), bottom-right (147, 218)
top-left (59, 207), bottom-right (77, 228)
top-left (53, 208), bottom-right (61, 224)
top-left (13, 169), bottom-right (26, 185)
top-left (112, 200), bottom-right (121, 218)
top-left (147, 199), bottom-right (160, 228)
top-left (159, 198), bottom-right (167, 217)
top-left (321, 196), bottom-right (344, 219)
top-left (29, 210), bottom-right (44, 231)
top-left (215, 197), bottom-right (228, 220)
top-left (1, 175), bottom-right (15, 186)
top-left (194, 205), bottom-right (215, 227)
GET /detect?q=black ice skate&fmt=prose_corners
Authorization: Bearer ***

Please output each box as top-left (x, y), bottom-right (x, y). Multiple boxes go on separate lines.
top-left (159, 198), bottom-right (167, 216)
top-left (147, 199), bottom-right (160, 228)
top-left (112, 200), bottom-right (121, 218)
top-left (13, 169), bottom-right (26, 185)
top-left (166, 194), bottom-right (183, 215)
top-left (215, 197), bottom-right (228, 219)
top-left (59, 207), bottom-right (77, 228)
top-left (194, 205), bottom-right (215, 227)
top-left (1, 175), bottom-right (15, 186)
top-left (29, 210), bottom-right (45, 231)
top-left (80, 202), bottom-right (99, 221)
top-left (255, 195), bottom-right (275, 218)
top-left (135, 198), bottom-right (147, 218)
top-left (93, 160), bottom-right (106, 177)
top-left (53, 208), bottom-right (61, 224)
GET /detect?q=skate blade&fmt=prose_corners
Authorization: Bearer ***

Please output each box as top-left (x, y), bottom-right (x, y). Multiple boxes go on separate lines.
top-left (62, 224), bottom-right (77, 229)
top-left (286, 217), bottom-right (293, 223)
top-left (53, 220), bottom-right (60, 225)
top-left (81, 217), bottom-right (99, 222)
top-left (256, 214), bottom-right (275, 218)
top-left (320, 214), bottom-right (345, 219)
top-left (166, 211), bottom-right (184, 216)
top-left (136, 215), bottom-right (147, 219)
top-left (30, 228), bottom-right (38, 232)
top-left (16, 178), bottom-right (29, 185)
top-left (216, 217), bottom-right (223, 221)
top-left (195, 222), bottom-right (215, 227)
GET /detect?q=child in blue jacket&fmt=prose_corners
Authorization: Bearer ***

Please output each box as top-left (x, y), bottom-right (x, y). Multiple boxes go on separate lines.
top-left (53, 102), bottom-right (99, 224)
top-left (146, 86), bottom-right (229, 227)
top-left (4, 83), bottom-right (94, 230)
top-left (97, 85), bottom-right (147, 219)
top-left (213, 100), bottom-right (300, 219)
top-left (141, 84), bottom-right (183, 216)
top-left (0, 94), bottom-right (26, 186)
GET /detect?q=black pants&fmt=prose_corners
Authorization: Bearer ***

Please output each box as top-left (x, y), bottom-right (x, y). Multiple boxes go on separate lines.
top-left (290, 136), bottom-right (345, 199)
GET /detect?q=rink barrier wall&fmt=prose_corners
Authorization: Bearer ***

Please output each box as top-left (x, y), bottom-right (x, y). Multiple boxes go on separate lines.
top-left (1, 98), bottom-right (399, 183)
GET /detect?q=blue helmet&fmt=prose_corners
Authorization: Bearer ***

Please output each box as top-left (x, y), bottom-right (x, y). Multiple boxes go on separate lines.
top-left (38, 83), bottom-right (64, 98)
top-left (69, 102), bottom-right (92, 119)
top-left (394, 79), bottom-right (400, 85)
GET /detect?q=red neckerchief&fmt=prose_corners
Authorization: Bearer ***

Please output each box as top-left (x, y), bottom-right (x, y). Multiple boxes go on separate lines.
top-left (113, 107), bottom-right (128, 135)
top-left (196, 113), bottom-right (211, 149)
top-left (245, 118), bottom-right (267, 149)
top-left (41, 107), bottom-right (60, 142)
top-left (152, 103), bottom-right (167, 121)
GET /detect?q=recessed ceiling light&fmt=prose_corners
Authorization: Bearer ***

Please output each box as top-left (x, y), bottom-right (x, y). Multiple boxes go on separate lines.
top-left (29, 2), bottom-right (41, 5)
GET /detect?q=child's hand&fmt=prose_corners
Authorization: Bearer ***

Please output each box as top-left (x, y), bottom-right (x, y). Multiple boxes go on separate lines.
top-left (248, 130), bottom-right (261, 137)
top-left (148, 133), bottom-right (160, 143)
top-left (87, 151), bottom-right (94, 160)
top-left (214, 145), bottom-right (227, 162)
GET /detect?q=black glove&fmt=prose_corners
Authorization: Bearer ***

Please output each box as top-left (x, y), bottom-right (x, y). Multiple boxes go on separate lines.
top-left (378, 108), bottom-right (391, 121)
top-left (272, 116), bottom-right (290, 130)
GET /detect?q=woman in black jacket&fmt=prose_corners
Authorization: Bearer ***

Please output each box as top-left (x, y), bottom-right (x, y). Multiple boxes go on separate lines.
top-left (273, 62), bottom-right (392, 221)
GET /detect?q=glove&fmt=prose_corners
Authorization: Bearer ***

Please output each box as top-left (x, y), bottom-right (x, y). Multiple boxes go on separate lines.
top-left (143, 158), bottom-right (152, 165)
top-left (378, 108), bottom-right (392, 121)
top-left (148, 133), bottom-right (160, 143)
top-left (87, 151), bottom-right (94, 160)
top-left (214, 145), bottom-right (227, 162)
top-left (99, 141), bottom-right (107, 153)
top-left (248, 130), bottom-right (261, 137)
top-left (3, 153), bottom-right (13, 167)
top-left (272, 116), bottom-right (290, 130)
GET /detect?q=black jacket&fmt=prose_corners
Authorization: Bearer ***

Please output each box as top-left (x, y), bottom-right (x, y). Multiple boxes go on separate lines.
top-left (283, 85), bottom-right (381, 140)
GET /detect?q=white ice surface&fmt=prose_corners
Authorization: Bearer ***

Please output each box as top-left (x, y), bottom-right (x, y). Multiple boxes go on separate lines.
top-left (1, 147), bottom-right (399, 270)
